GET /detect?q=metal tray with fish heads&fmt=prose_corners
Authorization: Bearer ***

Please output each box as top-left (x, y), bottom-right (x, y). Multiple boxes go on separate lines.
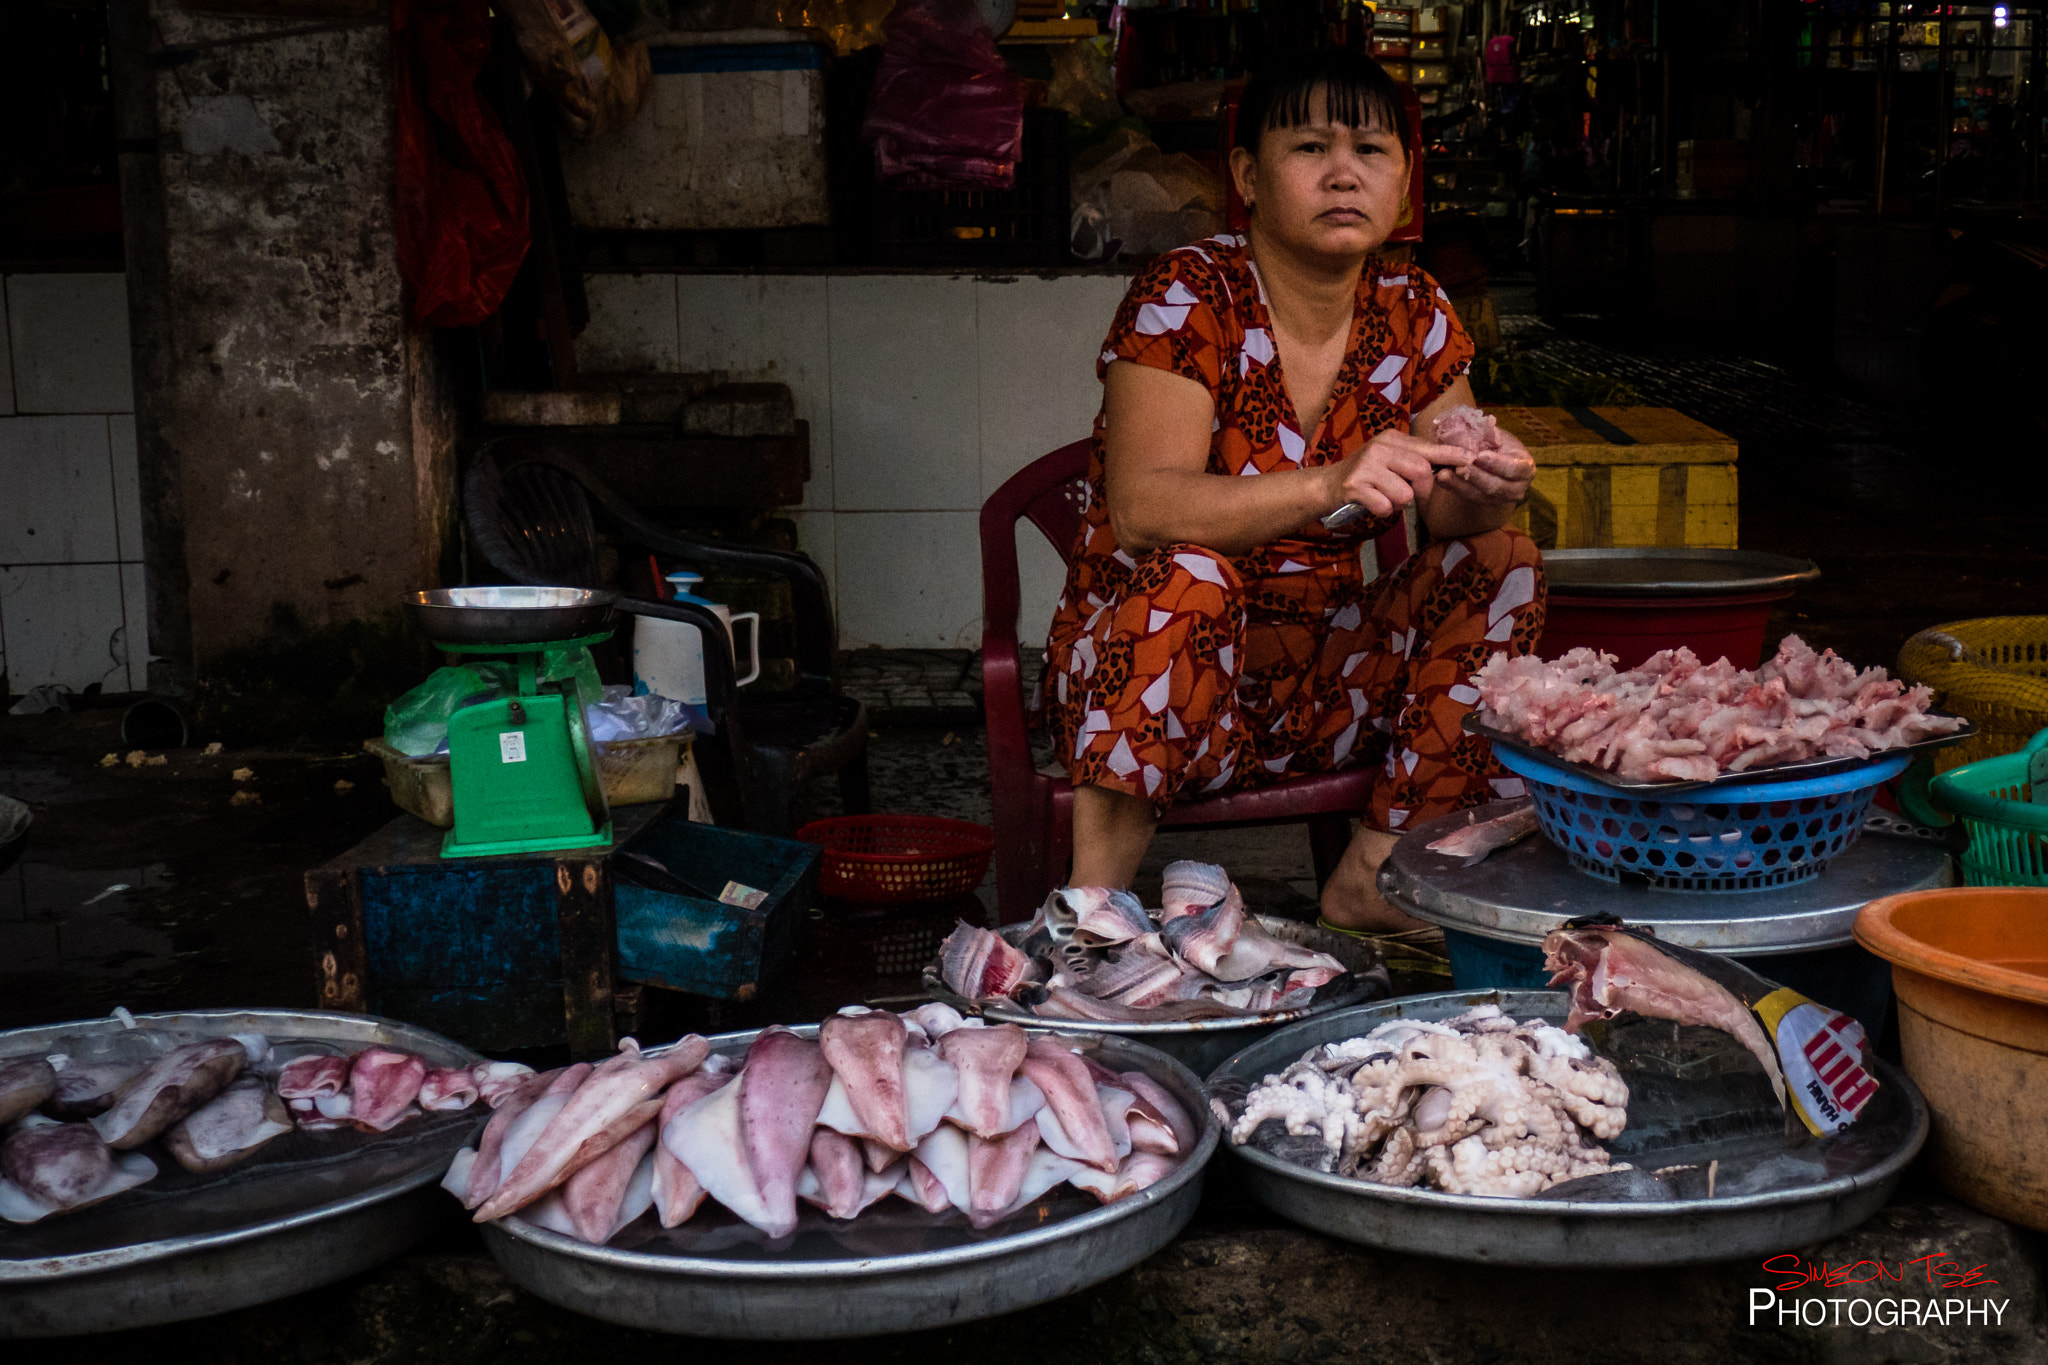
top-left (923, 917), bottom-right (1393, 1077)
top-left (0, 1009), bottom-right (481, 1338)
top-left (480, 1025), bottom-right (1218, 1339)
top-left (1461, 713), bottom-right (1977, 794)
top-left (1211, 990), bottom-right (1927, 1268)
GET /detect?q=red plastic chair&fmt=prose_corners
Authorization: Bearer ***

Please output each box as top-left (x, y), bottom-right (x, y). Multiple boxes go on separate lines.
top-left (981, 439), bottom-right (1414, 924)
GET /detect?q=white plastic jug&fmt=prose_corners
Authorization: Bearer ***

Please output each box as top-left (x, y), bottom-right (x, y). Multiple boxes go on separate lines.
top-left (632, 573), bottom-right (760, 705)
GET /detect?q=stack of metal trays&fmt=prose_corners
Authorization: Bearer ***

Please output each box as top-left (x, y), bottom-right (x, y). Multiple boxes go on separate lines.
top-left (1210, 991), bottom-right (1927, 1268)
top-left (481, 1024), bottom-right (1218, 1339)
top-left (924, 917), bottom-right (1392, 1077)
top-left (0, 1009), bottom-right (480, 1338)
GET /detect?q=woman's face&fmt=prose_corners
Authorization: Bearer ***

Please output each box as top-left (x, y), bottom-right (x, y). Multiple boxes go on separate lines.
top-left (1231, 93), bottom-right (1408, 264)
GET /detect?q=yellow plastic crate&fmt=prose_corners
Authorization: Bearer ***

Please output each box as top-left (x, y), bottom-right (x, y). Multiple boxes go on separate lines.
top-left (1499, 406), bottom-right (1738, 550)
top-left (1897, 617), bottom-right (2048, 773)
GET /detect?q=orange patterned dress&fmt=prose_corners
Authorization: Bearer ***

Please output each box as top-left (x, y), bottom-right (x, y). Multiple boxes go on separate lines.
top-left (1034, 234), bottom-right (1546, 834)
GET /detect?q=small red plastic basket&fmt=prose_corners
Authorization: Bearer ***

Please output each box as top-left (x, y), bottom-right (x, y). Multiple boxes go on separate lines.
top-left (795, 814), bottom-right (996, 905)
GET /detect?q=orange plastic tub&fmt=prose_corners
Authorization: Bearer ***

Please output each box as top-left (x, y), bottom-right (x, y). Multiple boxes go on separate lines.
top-left (1854, 887), bottom-right (2048, 1230)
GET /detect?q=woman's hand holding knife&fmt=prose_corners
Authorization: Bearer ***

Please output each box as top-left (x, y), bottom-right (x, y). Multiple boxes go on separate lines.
top-left (1320, 424), bottom-right (1537, 532)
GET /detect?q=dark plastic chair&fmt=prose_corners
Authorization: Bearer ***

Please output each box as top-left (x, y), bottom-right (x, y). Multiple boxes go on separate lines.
top-left (464, 438), bottom-right (869, 834)
top-left (980, 439), bottom-right (1414, 924)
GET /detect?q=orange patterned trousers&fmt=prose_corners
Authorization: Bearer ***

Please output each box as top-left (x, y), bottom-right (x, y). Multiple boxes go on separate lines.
top-left (1040, 528), bottom-right (1547, 832)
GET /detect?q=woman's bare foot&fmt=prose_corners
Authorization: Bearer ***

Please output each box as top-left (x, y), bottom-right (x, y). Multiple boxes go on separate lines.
top-left (1319, 825), bottom-right (1428, 933)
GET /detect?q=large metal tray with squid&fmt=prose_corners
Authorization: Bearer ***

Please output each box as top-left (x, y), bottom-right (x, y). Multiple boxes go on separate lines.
top-left (922, 917), bottom-right (1393, 1078)
top-left (480, 1024), bottom-right (1218, 1339)
top-left (1208, 990), bottom-right (1927, 1268)
top-left (0, 1009), bottom-right (481, 1338)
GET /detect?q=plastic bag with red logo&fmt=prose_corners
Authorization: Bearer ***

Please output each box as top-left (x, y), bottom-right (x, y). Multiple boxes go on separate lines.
top-left (861, 0), bottom-right (1024, 190)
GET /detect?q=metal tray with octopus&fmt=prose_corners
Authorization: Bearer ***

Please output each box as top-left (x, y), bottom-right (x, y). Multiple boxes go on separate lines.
top-left (922, 916), bottom-right (1393, 1078)
top-left (480, 1024), bottom-right (1218, 1339)
top-left (0, 1008), bottom-right (483, 1338)
top-left (1209, 990), bottom-right (1927, 1268)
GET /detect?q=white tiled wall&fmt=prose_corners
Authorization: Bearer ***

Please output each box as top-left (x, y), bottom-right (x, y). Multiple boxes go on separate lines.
top-left (584, 270), bottom-right (1132, 649)
top-left (0, 274), bottom-right (147, 695)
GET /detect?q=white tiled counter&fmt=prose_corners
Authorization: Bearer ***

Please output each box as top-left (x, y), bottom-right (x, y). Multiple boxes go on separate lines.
top-left (0, 274), bottom-right (147, 695)
top-left (581, 269), bottom-right (1135, 650)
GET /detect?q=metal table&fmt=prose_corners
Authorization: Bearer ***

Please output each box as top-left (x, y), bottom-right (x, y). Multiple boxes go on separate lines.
top-left (1379, 804), bottom-right (1954, 955)
top-left (1378, 805), bottom-right (1955, 1026)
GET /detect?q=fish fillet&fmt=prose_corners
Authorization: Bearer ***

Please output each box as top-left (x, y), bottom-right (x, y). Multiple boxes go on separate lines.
top-left (1543, 919), bottom-right (1786, 1107)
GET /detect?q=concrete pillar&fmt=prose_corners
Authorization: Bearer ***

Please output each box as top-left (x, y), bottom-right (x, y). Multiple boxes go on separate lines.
top-left (114, 1), bottom-right (459, 699)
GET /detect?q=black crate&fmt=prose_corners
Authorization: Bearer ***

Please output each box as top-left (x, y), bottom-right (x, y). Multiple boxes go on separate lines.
top-left (872, 108), bottom-right (1072, 268)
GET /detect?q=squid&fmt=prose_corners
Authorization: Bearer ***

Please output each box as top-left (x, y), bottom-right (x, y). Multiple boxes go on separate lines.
top-left (966, 1116), bottom-right (1042, 1228)
top-left (447, 1064), bottom-right (586, 1210)
top-left (0, 1116), bottom-right (156, 1223)
top-left (92, 1038), bottom-right (246, 1149)
top-left (419, 1067), bottom-right (481, 1112)
top-left (277, 1053), bottom-right (354, 1130)
top-left (737, 1028), bottom-right (833, 1236)
top-left (1019, 1038), bottom-right (1117, 1172)
top-left (797, 1127), bottom-right (896, 1220)
top-left (935, 1024), bottom-right (1029, 1140)
top-left (559, 1120), bottom-right (660, 1243)
top-left (475, 1037), bottom-right (709, 1222)
top-left (348, 1047), bottom-right (427, 1132)
top-left (164, 1074), bottom-right (294, 1174)
top-left (817, 1010), bottom-right (911, 1150)
top-left (662, 1071), bottom-right (785, 1235)
top-left (651, 1070), bottom-right (729, 1227)
top-left (0, 1057), bottom-right (57, 1126)
top-left (472, 1061), bottom-right (538, 1108)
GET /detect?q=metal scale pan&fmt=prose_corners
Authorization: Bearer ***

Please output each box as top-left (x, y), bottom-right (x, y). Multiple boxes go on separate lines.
top-left (480, 1024), bottom-right (1218, 1339)
top-left (1210, 991), bottom-right (1928, 1268)
top-left (0, 1009), bottom-right (482, 1338)
top-left (406, 586), bottom-right (618, 647)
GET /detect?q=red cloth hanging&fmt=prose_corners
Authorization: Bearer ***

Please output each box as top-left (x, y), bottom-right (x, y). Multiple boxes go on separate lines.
top-left (392, 0), bottom-right (530, 329)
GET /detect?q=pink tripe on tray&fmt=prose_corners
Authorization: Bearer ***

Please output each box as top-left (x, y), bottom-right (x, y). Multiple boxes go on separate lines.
top-left (1472, 635), bottom-right (1965, 784)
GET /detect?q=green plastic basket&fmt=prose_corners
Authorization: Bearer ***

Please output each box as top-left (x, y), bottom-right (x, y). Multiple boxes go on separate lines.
top-left (1929, 728), bottom-right (2048, 887)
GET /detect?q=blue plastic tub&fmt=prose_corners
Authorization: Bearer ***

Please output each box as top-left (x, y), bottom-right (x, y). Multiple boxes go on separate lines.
top-left (1492, 747), bottom-right (1911, 893)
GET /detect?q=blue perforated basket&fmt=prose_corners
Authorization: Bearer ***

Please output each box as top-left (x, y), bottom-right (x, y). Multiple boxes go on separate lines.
top-left (1491, 747), bottom-right (1912, 893)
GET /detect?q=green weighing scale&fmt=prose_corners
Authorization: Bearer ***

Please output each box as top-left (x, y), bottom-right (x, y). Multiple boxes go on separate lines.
top-left (406, 587), bottom-right (619, 859)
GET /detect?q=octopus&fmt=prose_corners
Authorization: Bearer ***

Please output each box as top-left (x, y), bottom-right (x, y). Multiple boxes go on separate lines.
top-left (1228, 1006), bottom-right (1630, 1198)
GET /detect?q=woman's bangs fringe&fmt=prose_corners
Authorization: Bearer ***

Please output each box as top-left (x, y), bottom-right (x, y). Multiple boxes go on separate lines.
top-left (1263, 76), bottom-right (1403, 138)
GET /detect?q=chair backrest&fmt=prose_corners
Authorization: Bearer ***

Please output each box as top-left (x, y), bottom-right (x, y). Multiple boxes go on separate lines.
top-left (464, 449), bottom-right (606, 588)
top-left (980, 439), bottom-right (1092, 653)
top-left (465, 438), bottom-right (840, 689)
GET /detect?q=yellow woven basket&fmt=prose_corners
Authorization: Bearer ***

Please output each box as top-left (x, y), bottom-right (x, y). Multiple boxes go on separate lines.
top-left (1897, 617), bottom-right (2048, 772)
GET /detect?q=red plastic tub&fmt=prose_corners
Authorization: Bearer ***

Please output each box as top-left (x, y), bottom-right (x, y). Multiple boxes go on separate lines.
top-left (1534, 549), bottom-right (1818, 669)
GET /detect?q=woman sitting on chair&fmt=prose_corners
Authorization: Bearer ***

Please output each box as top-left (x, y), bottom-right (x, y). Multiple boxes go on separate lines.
top-left (1034, 49), bottom-right (1545, 933)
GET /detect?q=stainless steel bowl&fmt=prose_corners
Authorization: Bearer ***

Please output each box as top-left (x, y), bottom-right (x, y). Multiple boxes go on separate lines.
top-left (1542, 548), bottom-right (1820, 597)
top-left (0, 1008), bottom-right (481, 1338)
top-left (407, 586), bottom-right (617, 646)
top-left (480, 1024), bottom-right (1218, 1339)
